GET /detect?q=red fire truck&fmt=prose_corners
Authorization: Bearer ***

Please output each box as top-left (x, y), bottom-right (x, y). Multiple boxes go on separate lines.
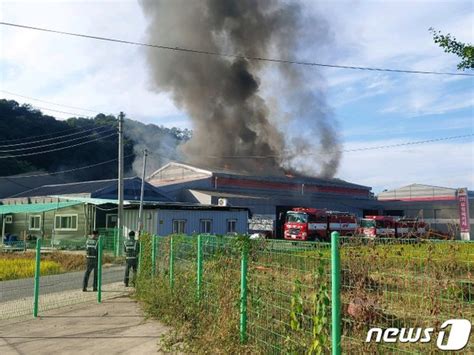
top-left (357, 216), bottom-right (397, 237)
top-left (396, 218), bottom-right (429, 237)
top-left (283, 208), bottom-right (357, 241)
top-left (357, 216), bottom-right (428, 238)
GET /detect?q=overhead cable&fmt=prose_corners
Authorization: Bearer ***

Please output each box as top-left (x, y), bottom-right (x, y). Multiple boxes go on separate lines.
top-left (0, 89), bottom-right (100, 114)
top-left (0, 128), bottom-right (115, 153)
top-left (0, 154), bottom-right (134, 179)
top-left (1, 22), bottom-right (472, 77)
top-left (0, 126), bottom-right (115, 148)
top-left (209, 134), bottom-right (474, 159)
top-left (0, 132), bottom-right (116, 159)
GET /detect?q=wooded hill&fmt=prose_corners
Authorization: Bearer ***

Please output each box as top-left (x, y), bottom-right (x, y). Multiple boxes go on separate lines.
top-left (0, 99), bottom-right (190, 181)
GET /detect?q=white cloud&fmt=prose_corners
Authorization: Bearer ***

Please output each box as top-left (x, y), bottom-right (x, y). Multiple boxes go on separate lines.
top-left (338, 140), bottom-right (474, 192)
top-left (308, 1), bottom-right (473, 113)
top-left (0, 0), bottom-right (186, 125)
top-left (341, 115), bottom-right (474, 140)
top-left (381, 84), bottom-right (474, 116)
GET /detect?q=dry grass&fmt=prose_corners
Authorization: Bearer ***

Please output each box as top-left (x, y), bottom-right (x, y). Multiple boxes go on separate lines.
top-left (0, 258), bottom-right (62, 281)
top-left (0, 251), bottom-right (118, 273)
top-left (136, 236), bottom-right (474, 354)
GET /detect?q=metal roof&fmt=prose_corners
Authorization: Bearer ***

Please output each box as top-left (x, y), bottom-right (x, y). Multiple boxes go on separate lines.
top-left (48, 196), bottom-right (132, 205)
top-left (50, 196), bottom-right (170, 206)
top-left (7, 177), bottom-right (172, 201)
top-left (148, 162), bottom-right (371, 191)
top-left (189, 189), bottom-right (268, 199)
top-left (8, 177), bottom-right (135, 198)
top-left (49, 196), bottom-right (250, 212)
top-left (0, 201), bottom-right (81, 214)
top-left (0, 172), bottom-right (70, 199)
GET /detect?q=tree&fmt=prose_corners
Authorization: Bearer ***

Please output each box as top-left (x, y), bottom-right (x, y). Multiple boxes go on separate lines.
top-left (429, 27), bottom-right (474, 70)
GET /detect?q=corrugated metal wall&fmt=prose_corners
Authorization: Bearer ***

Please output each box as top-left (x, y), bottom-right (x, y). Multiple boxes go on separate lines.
top-left (123, 209), bottom-right (158, 236)
top-left (156, 209), bottom-right (248, 235)
top-left (378, 185), bottom-right (457, 200)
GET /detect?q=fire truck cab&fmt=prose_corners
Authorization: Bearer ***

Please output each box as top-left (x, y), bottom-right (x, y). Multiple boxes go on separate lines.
top-left (284, 208), bottom-right (357, 242)
top-left (357, 215), bottom-right (397, 237)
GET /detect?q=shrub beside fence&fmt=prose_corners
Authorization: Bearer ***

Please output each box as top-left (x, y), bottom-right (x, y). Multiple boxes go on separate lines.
top-left (136, 234), bottom-right (473, 354)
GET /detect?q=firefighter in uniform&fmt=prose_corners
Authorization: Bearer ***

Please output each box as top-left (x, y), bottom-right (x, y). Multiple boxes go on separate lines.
top-left (82, 230), bottom-right (99, 292)
top-left (124, 231), bottom-right (139, 287)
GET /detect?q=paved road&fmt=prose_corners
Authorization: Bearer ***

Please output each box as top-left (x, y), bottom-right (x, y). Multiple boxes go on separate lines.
top-left (0, 296), bottom-right (171, 355)
top-left (0, 266), bottom-right (125, 303)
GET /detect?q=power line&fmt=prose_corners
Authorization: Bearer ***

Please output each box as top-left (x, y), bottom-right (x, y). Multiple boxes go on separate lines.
top-left (0, 154), bottom-right (135, 179)
top-left (0, 89), bottom-right (100, 114)
top-left (0, 132), bottom-right (116, 159)
top-left (1, 21), bottom-right (473, 77)
top-left (31, 105), bottom-right (94, 117)
top-left (0, 123), bottom-right (95, 144)
top-left (342, 134), bottom-right (473, 152)
top-left (0, 126), bottom-right (114, 148)
top-left (209, 134), bottom-right (474, 159)
top-left (2, 89), bottom-right (471, 159)
top-left (0, 128), bottom-right (115, 152)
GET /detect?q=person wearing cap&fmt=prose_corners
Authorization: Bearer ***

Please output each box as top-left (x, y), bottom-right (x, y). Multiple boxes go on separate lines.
top-left (123, 230), bottom-right (139, 287)
top-left (83, 230), bottom-right (99, 292)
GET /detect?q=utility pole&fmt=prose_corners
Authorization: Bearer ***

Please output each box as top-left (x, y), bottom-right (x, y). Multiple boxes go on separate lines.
top-left (138, 149), bottom-right (148, 235)
top-left (117, 112), bottom-right (124, 240)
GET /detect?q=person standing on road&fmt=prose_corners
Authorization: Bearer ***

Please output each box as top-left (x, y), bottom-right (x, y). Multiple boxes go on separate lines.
top-left (82, 230), bottom-right (99, 292)
top-left (124, 231), bottom-right (139, 287)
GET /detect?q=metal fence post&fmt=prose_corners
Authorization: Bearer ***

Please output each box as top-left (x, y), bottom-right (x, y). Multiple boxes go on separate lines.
top-left (33, 238), bottom-right (41, 317)
top-left (169, 236), bottom-right (174, 289)
top-left (331, 231), bottom-right (341, 355)
top-left (240, 242), bottom-right (249, 343)
top-left (152, 235), bottom-right (157, 276)
top-left (97, 235), bottom-right (103, 303)
top-left (113, 227), bottom-right (118, 257)
top-left (138, 238), bottom-right (143, 273)
top-left (115, 227), bottom-right (121, 257)
top-left (197, 234), bottom-right (203, 300)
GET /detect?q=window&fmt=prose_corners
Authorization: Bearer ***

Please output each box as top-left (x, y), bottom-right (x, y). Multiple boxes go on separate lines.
top-left (360, 219), bottom-right (376, 228)
top-left (200, 219), bottom-right (212, 234)
top-left (106, 214), bottom-right (118, 228)
top-left (286, 212), bottom-right (308, 223)
top-left (173, 220), bottom-right (186, 234)
top-left (29, 215), bottom-right (41, 230)
top-left (227, 219), bottom-right (237, 234)
top-left (55, 215), bottom-right (78, 231)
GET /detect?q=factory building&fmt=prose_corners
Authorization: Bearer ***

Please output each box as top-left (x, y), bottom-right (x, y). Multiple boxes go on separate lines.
top-left (0, 176), bottom-right (249, 244)
top-left (147, 162), bottom-right (378, 236)
top-left (378, 184), bottom-right (473, 240)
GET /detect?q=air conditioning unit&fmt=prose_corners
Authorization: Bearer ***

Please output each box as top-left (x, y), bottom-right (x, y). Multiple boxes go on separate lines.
top-left (218, 198), bottom-right (229, 207)
top-left (5, 215), bottom-right (13, 224)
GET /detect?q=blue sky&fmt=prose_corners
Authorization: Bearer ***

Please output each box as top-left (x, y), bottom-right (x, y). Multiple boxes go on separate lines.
top-left (0, 0), bottom-right (472, 192)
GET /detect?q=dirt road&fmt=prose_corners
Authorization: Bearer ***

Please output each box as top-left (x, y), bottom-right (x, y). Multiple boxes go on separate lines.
top-left (0, 296), bottom-right (170, 354)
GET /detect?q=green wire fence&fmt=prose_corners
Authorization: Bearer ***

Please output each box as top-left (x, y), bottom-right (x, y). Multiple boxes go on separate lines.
top-left (1, 232), bottom-right (473, 353)
top-left (1, 229), bottom-right (129, 320)
top-left (136, 234), bottom-right (473, 354)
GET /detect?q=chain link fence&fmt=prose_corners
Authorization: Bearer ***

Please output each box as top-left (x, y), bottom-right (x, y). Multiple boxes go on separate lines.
top-left (3, 232), bottom-right (472, 353)
top-left (0, 230), bottom-right (129, 321)
top-left (136, 234), bottom-right (473, 354)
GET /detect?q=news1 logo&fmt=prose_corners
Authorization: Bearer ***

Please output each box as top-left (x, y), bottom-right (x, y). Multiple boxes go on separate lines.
top-left (366, 319), bottom-right (471, 351)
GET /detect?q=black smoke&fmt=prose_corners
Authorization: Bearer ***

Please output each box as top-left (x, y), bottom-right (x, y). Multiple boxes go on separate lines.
top-left (139, 0), bottom-right (340, 177)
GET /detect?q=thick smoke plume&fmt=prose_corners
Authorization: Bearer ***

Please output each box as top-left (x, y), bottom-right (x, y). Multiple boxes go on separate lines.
top-left (139, 0), bottom-right (340, 178)
top-left (124, 119), bottom-right (190, 177)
